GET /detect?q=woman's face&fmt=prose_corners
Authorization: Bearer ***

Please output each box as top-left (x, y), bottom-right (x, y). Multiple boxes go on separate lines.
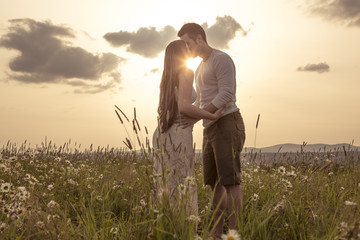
top-left (176, 43), bottom-right (189, 67)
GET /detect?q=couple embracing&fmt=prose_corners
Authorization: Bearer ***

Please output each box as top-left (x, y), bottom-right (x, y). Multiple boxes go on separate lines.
top-left (153, 23), bottom-right (246, 238)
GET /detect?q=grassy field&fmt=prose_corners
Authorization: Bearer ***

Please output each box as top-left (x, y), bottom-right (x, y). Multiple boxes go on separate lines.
top-left (1, 109), bottom-right (359, 239)
top-left (0, 139), bottom-right (359, 240)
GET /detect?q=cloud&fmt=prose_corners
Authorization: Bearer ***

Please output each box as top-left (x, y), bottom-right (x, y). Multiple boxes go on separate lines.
top-left (297, 62), bottom-right (330, 73)
top-left (0, 18), bottom-right (124, 93)
top-left (150, 68), bottom-right (161, 74)
top-left (202, 15), bottom-right (250, 49)
top-left (104, 15), bottom-right (250, 58)
top-left (304, 0), bottom-right (360, 27)
top-left (104, 25), bottom-right (177, 58)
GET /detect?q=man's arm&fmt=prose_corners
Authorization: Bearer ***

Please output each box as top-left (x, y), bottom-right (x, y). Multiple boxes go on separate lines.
top-left (177, 103), bottom-right (224, 128)
top-left (211, 54), bottom-right (236, 109)
top-left (203, 103), bottom-right (218, 113)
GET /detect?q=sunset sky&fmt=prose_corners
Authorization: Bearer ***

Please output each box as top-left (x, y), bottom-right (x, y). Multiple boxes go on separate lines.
top-left (1, 0), bottom-right (359, 150)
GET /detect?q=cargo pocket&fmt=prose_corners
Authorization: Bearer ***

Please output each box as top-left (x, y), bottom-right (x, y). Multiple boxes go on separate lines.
top-left (234, 113), bottom-right (246, 152)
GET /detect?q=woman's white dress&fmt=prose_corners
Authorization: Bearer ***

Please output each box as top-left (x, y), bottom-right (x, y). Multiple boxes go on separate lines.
top-left (152, 88), bottom-right (198, 215)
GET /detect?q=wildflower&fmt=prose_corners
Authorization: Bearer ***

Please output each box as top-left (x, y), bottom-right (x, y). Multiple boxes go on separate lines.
top-left (36, 221), bottom-right (45, 229)
top-left (110, 227), bottom-right (118, 235)
top-left (24, 174), bottom-right (32, 180)
top-left (339, 221), bottom-right (348, 231)
top-left (46, 214), bottom-right (59, 223)
top-left (252, 193), bottom-right (259, 202)
top-left (67, 179), bottom-right (79, 186)
top-left (286, 170), bottom-right (297, 178)
top-left (8, 189), bottom-right (15, 197)
top-left (188, 214), bottom-right (201, 223)
top-left (185, 176), bottom-right (195, 185)
top-left (133, 205), bottom-right (143, 212)
top-left (16, 187), bottom-right (30, 201)
top-left (178, 184), bottom-right (187, 195)
top-left (243, 173), bottom-right (250, 179)
top-left (0, 164), bottom-right (7, 172)
top-left (47, 200), bottom-right (59, 209)
top-left (193, 234), bottom-right (203, 240)
top-left (283, 179), bottom-right (293, 189)
top-left (16, 207), bottom-right (26, 216)
top-left (274, 199), bottom-right (286, 213)
top-left (1, 183), bottom-right (12, 193)
top-left (47, 184), bottom-right (54, 191)
top-left (0, 222), bottom-right (6, 232)
top-left (147, 230), bottom-right (154, 239)
top-left (2, 206), bottom-right (10, 215)
top-left (278, 166), bottom-right (286, 175)
top-left (344, 200), bottom-right (357, 206)
top-left (221, 229), bottom-right (241, 240)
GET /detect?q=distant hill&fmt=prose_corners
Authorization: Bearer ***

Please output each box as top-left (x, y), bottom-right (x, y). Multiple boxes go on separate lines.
top-left (243, 143), bottom-right (360, 153)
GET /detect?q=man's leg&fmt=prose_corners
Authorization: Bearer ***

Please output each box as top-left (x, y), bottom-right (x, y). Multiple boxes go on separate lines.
top-left (225, 184), bottom-right (243, 229)
top-left (203, 126), bottom-right (227, 238)
top-left (212, 111), bottom-right (245, 231)
top-left (210, 183), bottom-right (227, 237)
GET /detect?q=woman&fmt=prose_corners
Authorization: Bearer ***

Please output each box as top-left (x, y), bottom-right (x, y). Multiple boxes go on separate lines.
top-left (152, 40), bottom-right (223, 215)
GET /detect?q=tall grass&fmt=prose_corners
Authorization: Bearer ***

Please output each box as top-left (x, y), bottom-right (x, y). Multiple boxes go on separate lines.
top-left (0, 108), bottom-right (359, 239)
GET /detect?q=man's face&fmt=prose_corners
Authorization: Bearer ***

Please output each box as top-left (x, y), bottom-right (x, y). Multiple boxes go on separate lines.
top-left (180, 33), bottom-right (199, 58)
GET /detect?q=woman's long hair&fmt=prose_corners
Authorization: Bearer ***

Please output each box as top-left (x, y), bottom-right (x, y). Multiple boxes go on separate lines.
top-left (158, 40), bottom-right (189, 133)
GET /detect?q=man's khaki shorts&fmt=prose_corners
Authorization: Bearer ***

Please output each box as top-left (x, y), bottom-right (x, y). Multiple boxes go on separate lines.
top-left (203, 111), bottom-right (245, 186)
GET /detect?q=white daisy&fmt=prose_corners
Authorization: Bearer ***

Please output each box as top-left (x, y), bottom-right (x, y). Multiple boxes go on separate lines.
top-left (278, 166), bottom-right (286, 175)
top-left (252, 193), bottom-right (259, 202)
top-left (0, 183), bottom-right (12, 193)
top-left (344, 200), bottom-right (357, 206)
top-left (221, 229), bottom-right (241, 240)
top-left (188, 214), bottom-right (201, 223)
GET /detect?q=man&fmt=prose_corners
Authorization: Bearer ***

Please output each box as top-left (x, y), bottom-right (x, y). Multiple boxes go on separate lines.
top-left (178, 23), bottom-right (246, 238)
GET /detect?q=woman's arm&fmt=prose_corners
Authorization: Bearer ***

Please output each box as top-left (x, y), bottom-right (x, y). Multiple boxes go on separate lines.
top-left (177, 69), bottom-right (223, 120)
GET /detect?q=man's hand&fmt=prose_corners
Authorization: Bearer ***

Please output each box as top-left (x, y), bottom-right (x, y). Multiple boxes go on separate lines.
top-left (176, 115), bottom-right (199, 129)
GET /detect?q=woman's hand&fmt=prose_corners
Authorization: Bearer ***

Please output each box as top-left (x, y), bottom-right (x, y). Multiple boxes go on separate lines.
top-left (212, 105), bottom-right (226, 120)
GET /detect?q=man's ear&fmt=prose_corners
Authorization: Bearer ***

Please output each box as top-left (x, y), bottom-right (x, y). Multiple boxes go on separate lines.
top-left (195, 34), bottom-right (202, 44)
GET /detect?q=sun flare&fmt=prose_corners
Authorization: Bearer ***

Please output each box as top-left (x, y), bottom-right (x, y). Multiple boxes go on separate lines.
top-left (186, 57), bottom-right (202, 72)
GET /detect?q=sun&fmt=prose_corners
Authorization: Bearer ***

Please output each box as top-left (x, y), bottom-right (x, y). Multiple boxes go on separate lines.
top-left (186, 57), bottom-right (202, 72)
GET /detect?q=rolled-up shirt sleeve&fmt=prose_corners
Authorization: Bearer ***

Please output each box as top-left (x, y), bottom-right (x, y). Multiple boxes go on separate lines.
top-left (211, 55), bottom-right (236, 109)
